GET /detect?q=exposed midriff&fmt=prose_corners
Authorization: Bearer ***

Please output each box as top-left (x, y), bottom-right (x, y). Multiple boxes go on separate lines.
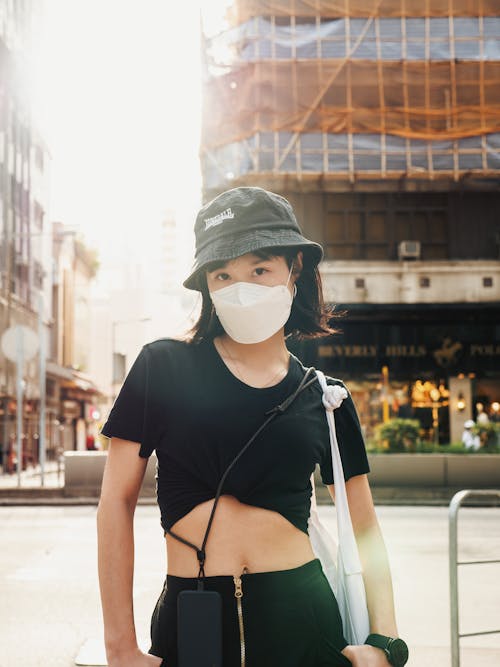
top-left (165, 494), bottom-right (317, 579)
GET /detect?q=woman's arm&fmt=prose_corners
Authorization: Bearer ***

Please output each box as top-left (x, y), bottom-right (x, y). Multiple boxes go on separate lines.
top-left (96, 437), bottom-right (150, 664)
top-left (326, 474), bottom-right (399, 666)
top-left (333, 474), bottom-right (398, 635)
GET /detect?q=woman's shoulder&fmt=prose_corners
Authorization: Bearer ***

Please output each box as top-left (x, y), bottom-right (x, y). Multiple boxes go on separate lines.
top-left (320, 371), bottom-right (346, 385)
top-left (145, 335), bottom-right (192, 352)
top-left (141, 335), bottom-right (198, 365)
top-left (290, 353), bottom-right (349, 394)
top-left (323, 373), bottom-right (349, 391)
top-left (315, 372), bottom-right (351, 401)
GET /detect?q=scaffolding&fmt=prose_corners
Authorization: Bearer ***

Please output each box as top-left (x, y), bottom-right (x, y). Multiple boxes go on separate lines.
top-left (200, 1), bottom-right (500, 192)
top-left (226, 1), bottom-right (500, 22)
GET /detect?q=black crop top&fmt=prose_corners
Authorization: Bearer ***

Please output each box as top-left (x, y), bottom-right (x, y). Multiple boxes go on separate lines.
top-left (99, 337), bottom-right (370, 536)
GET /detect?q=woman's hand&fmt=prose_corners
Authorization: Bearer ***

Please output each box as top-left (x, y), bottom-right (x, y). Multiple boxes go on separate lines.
top-left (341, 643), bottom-right (392, 667)
top-left (107, 646), bottom-right (164, 666)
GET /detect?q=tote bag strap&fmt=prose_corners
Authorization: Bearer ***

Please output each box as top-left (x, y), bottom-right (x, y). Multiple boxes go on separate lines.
top-left (315, 369), bottom-right (364, 577)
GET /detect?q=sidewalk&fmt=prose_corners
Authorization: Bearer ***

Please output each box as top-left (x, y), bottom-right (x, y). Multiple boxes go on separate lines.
top-left (0, 459), bottom-right (157, 505)
top-left (0, 459), bottom-right (64, 489)
top-left (0, 461), bottom-right (66, 505)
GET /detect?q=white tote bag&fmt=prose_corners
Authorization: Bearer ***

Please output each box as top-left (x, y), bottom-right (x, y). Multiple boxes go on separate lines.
top-left (307, 369), bottom-right (370, 646)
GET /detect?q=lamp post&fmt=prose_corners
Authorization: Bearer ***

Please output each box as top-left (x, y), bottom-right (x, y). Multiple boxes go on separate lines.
top-left (381, 365), bottom-right (390, 423)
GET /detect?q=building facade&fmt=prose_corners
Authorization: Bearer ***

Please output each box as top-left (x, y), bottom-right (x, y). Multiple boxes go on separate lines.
top-left (0, 0), bottom-right (53, 471)
top-left (48, 222), bottom-right (101, 458)
top-left (0, 2), bottom-right (103, 472)
top-left (200, 0), bottom-right (500, 444)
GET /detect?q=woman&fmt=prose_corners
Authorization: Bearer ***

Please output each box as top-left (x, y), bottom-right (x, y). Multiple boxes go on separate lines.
top-left (97, 186), bottom-right (409, 667)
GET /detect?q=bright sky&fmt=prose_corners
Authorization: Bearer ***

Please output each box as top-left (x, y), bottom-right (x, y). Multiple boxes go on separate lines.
top-left (26, 0), bottom-right (231, 290)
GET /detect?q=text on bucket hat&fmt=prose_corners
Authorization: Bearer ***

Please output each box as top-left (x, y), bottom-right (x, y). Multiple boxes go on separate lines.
top-left (183, 186), bottom-right (324, 291)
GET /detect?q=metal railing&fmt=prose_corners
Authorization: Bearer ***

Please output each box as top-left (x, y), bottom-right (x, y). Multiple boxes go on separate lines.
top-left (449, 489), bottom-right (500, 667)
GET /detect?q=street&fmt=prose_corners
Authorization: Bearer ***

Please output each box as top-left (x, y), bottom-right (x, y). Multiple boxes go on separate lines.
top-left (0, 504), bottom-right (499, 667)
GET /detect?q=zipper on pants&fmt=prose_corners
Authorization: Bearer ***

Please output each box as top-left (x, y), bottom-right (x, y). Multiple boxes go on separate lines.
top-left (233, 567), bottom-right (248, 667)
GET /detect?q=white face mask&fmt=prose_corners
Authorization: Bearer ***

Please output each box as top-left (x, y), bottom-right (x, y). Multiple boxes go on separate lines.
top-left (209, 261), bottom-right (296, 344)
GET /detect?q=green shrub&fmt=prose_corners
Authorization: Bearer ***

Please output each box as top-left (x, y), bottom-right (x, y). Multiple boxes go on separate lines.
top-left (412, 441), bottom-right (465, 453)
top-left (367, 437), bottom-right (500, 454)
top-left (472, 422), bottom-right (500, 451)
top-left (374, 418), bottom-right (421, 452)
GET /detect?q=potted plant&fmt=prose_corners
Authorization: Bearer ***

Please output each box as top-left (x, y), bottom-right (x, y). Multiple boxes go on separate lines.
top-left (374, 418), bottom-right (421, 453)
top-left (473, 421), bottom-right (500, 451)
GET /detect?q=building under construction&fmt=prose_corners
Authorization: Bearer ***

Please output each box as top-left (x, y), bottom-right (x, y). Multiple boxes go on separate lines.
top-left (200, 1), bottom-right (500, 445)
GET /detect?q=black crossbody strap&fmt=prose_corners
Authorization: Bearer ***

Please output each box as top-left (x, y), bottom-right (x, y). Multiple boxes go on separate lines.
top-left (165, 364), bottom-right (318, 589)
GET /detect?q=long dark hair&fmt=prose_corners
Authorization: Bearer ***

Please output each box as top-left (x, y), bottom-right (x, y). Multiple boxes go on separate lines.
top-left (183, 247), bottom-right (345, 344)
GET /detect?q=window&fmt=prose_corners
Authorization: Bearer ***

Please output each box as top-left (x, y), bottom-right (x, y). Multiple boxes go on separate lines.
top-left (34, 145), bottom-right (44, 172)
top-left (34, 201), bottom-right (44, 229)
top-left (323, 192), bottom-right (449, 260)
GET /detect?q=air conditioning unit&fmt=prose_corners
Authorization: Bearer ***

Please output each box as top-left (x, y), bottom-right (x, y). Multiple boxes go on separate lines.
top-left (398, 240), bottom-right (421, 260)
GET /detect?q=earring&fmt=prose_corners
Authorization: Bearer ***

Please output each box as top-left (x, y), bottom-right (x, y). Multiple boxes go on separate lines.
top-left (293, 284), bottom-right (297, 298)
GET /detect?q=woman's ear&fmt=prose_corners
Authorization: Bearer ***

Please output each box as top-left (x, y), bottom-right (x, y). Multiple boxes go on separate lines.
top-left (293, 251), bottom-right (304, 277)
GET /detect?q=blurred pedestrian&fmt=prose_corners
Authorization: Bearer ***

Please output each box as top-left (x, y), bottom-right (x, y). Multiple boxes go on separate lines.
top-left (462, 419), bottom-right (480, 451)
top-left (86, 433), bottom-right (96, 451)
top-left (476, 402), bottom-right (490, 425)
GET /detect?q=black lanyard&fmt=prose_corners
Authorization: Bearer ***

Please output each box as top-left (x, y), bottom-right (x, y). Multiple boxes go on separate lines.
top-left (164, 364), bottom-right (318, 590)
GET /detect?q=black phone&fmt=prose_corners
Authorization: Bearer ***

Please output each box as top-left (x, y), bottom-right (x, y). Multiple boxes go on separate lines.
top-left (177, 589), bottom-right (223, 667)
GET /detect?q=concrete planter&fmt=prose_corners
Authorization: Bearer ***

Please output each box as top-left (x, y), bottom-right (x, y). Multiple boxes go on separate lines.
top-left (313, 452), bottom-right (500, 505)
top-left (366, 453), bottom-right (500, 488)
top-left (63, 451), bottom-right (500, 500)
top-left (63, 451), bottom-right (157, 498)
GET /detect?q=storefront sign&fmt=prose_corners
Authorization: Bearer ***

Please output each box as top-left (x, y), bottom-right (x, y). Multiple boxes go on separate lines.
top-left (316, 325), bottom-right (500, 378)
top-left (470, 344), bottom-right (500, 356)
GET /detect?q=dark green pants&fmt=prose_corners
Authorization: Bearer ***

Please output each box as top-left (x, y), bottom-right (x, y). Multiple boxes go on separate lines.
top-left (148, 557), bottom-right (352, 667)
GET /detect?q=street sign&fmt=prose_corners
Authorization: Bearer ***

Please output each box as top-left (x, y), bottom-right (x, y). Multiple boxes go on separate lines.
top-left (1, 325), bottom-right (39, 362)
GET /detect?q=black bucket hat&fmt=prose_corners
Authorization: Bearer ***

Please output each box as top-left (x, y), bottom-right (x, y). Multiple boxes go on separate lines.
top-left (183, 186), bottom-right (324, 291)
